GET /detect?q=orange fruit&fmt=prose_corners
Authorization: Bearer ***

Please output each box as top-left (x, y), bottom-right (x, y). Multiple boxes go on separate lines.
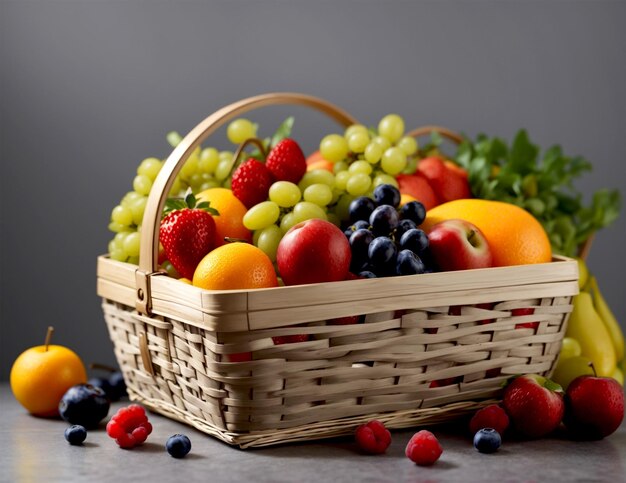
top-left (193, 242), bottom-right (278, 290)
top-left (10, 329), bottom-right (87, 417)
top-left (422, 199), bottom-right (552, 267)
top-left (307, 159), bottom-right (334, 172)
top-left (196, 188), bottom-right (252, 246)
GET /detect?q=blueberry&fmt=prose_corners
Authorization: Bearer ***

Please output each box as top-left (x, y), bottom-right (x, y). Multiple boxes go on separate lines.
top-left (166, 434), bottom-right (192, 458)
top-left (473, 428), bottom-right (501, 453)
top-left (394, 219), bottom-right (417, 240)
top-left (369, 205), bottom-right (399, 236)
top-left (59, 384), bottom-right (110, 429)
top-left (400, 200), bottom-right (426, 225)
top-left (349, 197), bottom-right (377, 223)
top-left (396, 250), bottom-right (426, 275)
top-left (64, 425), bottom-right (87, 445)
top-left (400, 228), bottom-right (429, 254)
top-left (373, 184), bottom-right (401, 208)
top-left (107, 371), bottom-right (127, 401)
top-left (368, 236), bottom-right (397, 271)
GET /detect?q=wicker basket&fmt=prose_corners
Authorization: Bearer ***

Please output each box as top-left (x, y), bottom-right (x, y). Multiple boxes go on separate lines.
top-left (97, 92), bottom-right (579, 448)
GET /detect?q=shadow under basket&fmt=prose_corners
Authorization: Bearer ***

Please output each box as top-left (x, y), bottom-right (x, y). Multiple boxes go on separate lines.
top-left (98, 255), bottom-right (578, 448)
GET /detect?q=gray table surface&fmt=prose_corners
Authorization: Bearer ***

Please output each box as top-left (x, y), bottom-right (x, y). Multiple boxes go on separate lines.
top-left (1, 383), bottom-right (624, 483)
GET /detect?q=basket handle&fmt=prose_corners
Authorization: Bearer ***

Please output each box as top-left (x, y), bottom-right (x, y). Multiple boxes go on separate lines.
top-left (136, 92), bottom-right (359, 314)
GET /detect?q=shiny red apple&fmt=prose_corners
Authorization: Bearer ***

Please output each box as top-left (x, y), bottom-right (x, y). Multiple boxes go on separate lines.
top-left (564, 375), bottom-right (624, 439)
top-left (277, 219), bottom-right (351, 286)
top-left (427, 219), bottom-right (493, 271)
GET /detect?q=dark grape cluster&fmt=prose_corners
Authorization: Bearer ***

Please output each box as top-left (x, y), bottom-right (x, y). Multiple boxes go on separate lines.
top-left (344, 184), bottom-right (432, 278)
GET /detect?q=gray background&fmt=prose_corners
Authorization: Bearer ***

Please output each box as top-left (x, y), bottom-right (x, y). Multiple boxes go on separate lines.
top-left (1, 0), bottom-right (624, 380)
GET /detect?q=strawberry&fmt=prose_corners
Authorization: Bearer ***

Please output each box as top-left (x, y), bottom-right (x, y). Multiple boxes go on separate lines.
top-left (265, 138), bottom-right (307, 184)
top-left (159, 191), bottom-right (218, 280)
top-left (231, 158), bottom-right (274, 208)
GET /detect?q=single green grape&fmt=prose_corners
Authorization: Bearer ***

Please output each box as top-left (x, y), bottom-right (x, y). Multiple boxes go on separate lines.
top-left (371, 135), bottom-right (391, 152)
top-left (215, 159), bottom-right (234, 181)
top-left (123, 232), bottom-right (141, 257)
top-left (110, 247), bottom-right (127, 262)
top-left (364, 143), bottom-right (383, 164)
top-left (334, 170), bottom-right (351, 191)
top-left (320, 134), bottom-right (349, 163)
top-left (269, 181), bottom-right (301, 207)
top-left (292, 201), bottom-right (327, 223)
top-left (378, 114), bottom-right (405, 143)
top-left (346, 173), bottom-right (372, 196)
top-left (347, 132), bottom-right (370, 154)
top-left (560, 337), bottom-right (582, 360)
top-left (219, 150), bottom-right (234, 162)
top-left (179, 155), bottom-right (199, 181)
top-left (121, 191), bottom-right (143, 208)
top-left (397, 136), bottom-right (418, 155)
top-left (381, 147), bottom-right (407, 175)
top-left (344, 124), bottom-right (369, 139)
top-left (137, 157), bottom-right (163, 181)
top-left (280, 212), bottom-right (298, 233)
top-left (299, 169), bottom-right (335, 191)
top-left (330, 188), bottom-right (342, 205)
top-left (348, 160), bottom-right (373, 175)
top-left (227, 118), bottom-right (257, 144)
top-left (133, 175), bottom-right (153, 196)
top-left (243, 201), bottom-right (280, 230)
top-left (256, 224), bottom-right (283, 262)
top-left (199, 147), bottom-right (220, 173)
top-left (108, 222), bottom-right (133, 233)
top-left (114, 232), bottom-right (129, 247)
top-left (303, 183), bottom-right (333, 206)
top-left (333, 161), bottom-right (349, 174)
top-left (130, 196), bottom-right (148, 225)
top-left (111, 205), bottom-right (133, 226)
top-left (372, 173), bottom-right (399, 188)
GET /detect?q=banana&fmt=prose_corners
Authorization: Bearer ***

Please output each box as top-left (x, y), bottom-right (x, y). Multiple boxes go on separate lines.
top-left (612, 366), bottom-right (624, 386)
top-left (576, 257), bottom-right (589, 290)
top-left (566, 292), bottom-right (616, 377)
top-left (588, 275), bottom-right (625, 362)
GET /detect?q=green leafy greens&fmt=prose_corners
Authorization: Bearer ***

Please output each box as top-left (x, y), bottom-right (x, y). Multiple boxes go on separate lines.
top-left (454, 130), bottom-right (621, 257)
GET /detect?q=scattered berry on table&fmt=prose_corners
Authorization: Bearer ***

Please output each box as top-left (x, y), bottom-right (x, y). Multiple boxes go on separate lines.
top-left (355, 420), bottom-right (391, 454)
top-left (64, 425), bottom-right (87, 445)
top-left (405, 430), bottom-right (443, 466)
top-left (265, 138), bottom-right (307, 184)
top-left (58, 384), bottom-right (110, 429)
top-left (166, 434), bottom-right (192, 458)
top-left (473, 428), bottom-right (502, 453)
top-left (106, 404), bottom-right (153, 449)
top-left (469, 404), bottom-right (510, 435)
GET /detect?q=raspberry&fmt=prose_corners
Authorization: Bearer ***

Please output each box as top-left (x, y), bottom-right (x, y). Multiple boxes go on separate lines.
top-left (469, 404), bottom-right (510, 435)
top-left (355, 420), bottom-right (391, 454)
top-left (106, 404), bottom-right (153, 449)
top-left (405, 430), bottom-right (443, 466)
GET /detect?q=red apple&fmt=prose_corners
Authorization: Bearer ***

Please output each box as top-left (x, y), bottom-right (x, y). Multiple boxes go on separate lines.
top-left (502, 374), bottom-right (565, 438)
top-left (564, 375), bottom-right (624, 439)
top-left (277, 219), bottom-right (351, 286)
top-left (427, 219), bottom-right (493, 271)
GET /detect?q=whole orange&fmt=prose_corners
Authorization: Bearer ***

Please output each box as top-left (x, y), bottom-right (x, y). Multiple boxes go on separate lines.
top-left (10, 332), bottom-right (87, 417)
top-left (422, 199), bottom-right (552, 267)
top-left (196, 188), bottom-right (252, 246)
top-left (193, 242), bottom-right (278, 290)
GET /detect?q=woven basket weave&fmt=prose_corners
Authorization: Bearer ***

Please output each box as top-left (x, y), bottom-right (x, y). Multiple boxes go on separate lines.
top-left (97, 92), bottom-right (579, 448)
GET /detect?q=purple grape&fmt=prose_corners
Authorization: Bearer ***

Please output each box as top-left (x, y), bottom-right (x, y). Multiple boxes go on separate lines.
top-left (400, 200), bottom-right (426, 225)
top-left (373, 184), bottom-right (401, 208)
top-left (400, 228), bottom-right (429, 253)
top-left (396, 250), bottom-right (426, 275)
top-left (349, 197), bottom-right (376, 223)
top-left (369, 205), bottom-right (399, 236)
